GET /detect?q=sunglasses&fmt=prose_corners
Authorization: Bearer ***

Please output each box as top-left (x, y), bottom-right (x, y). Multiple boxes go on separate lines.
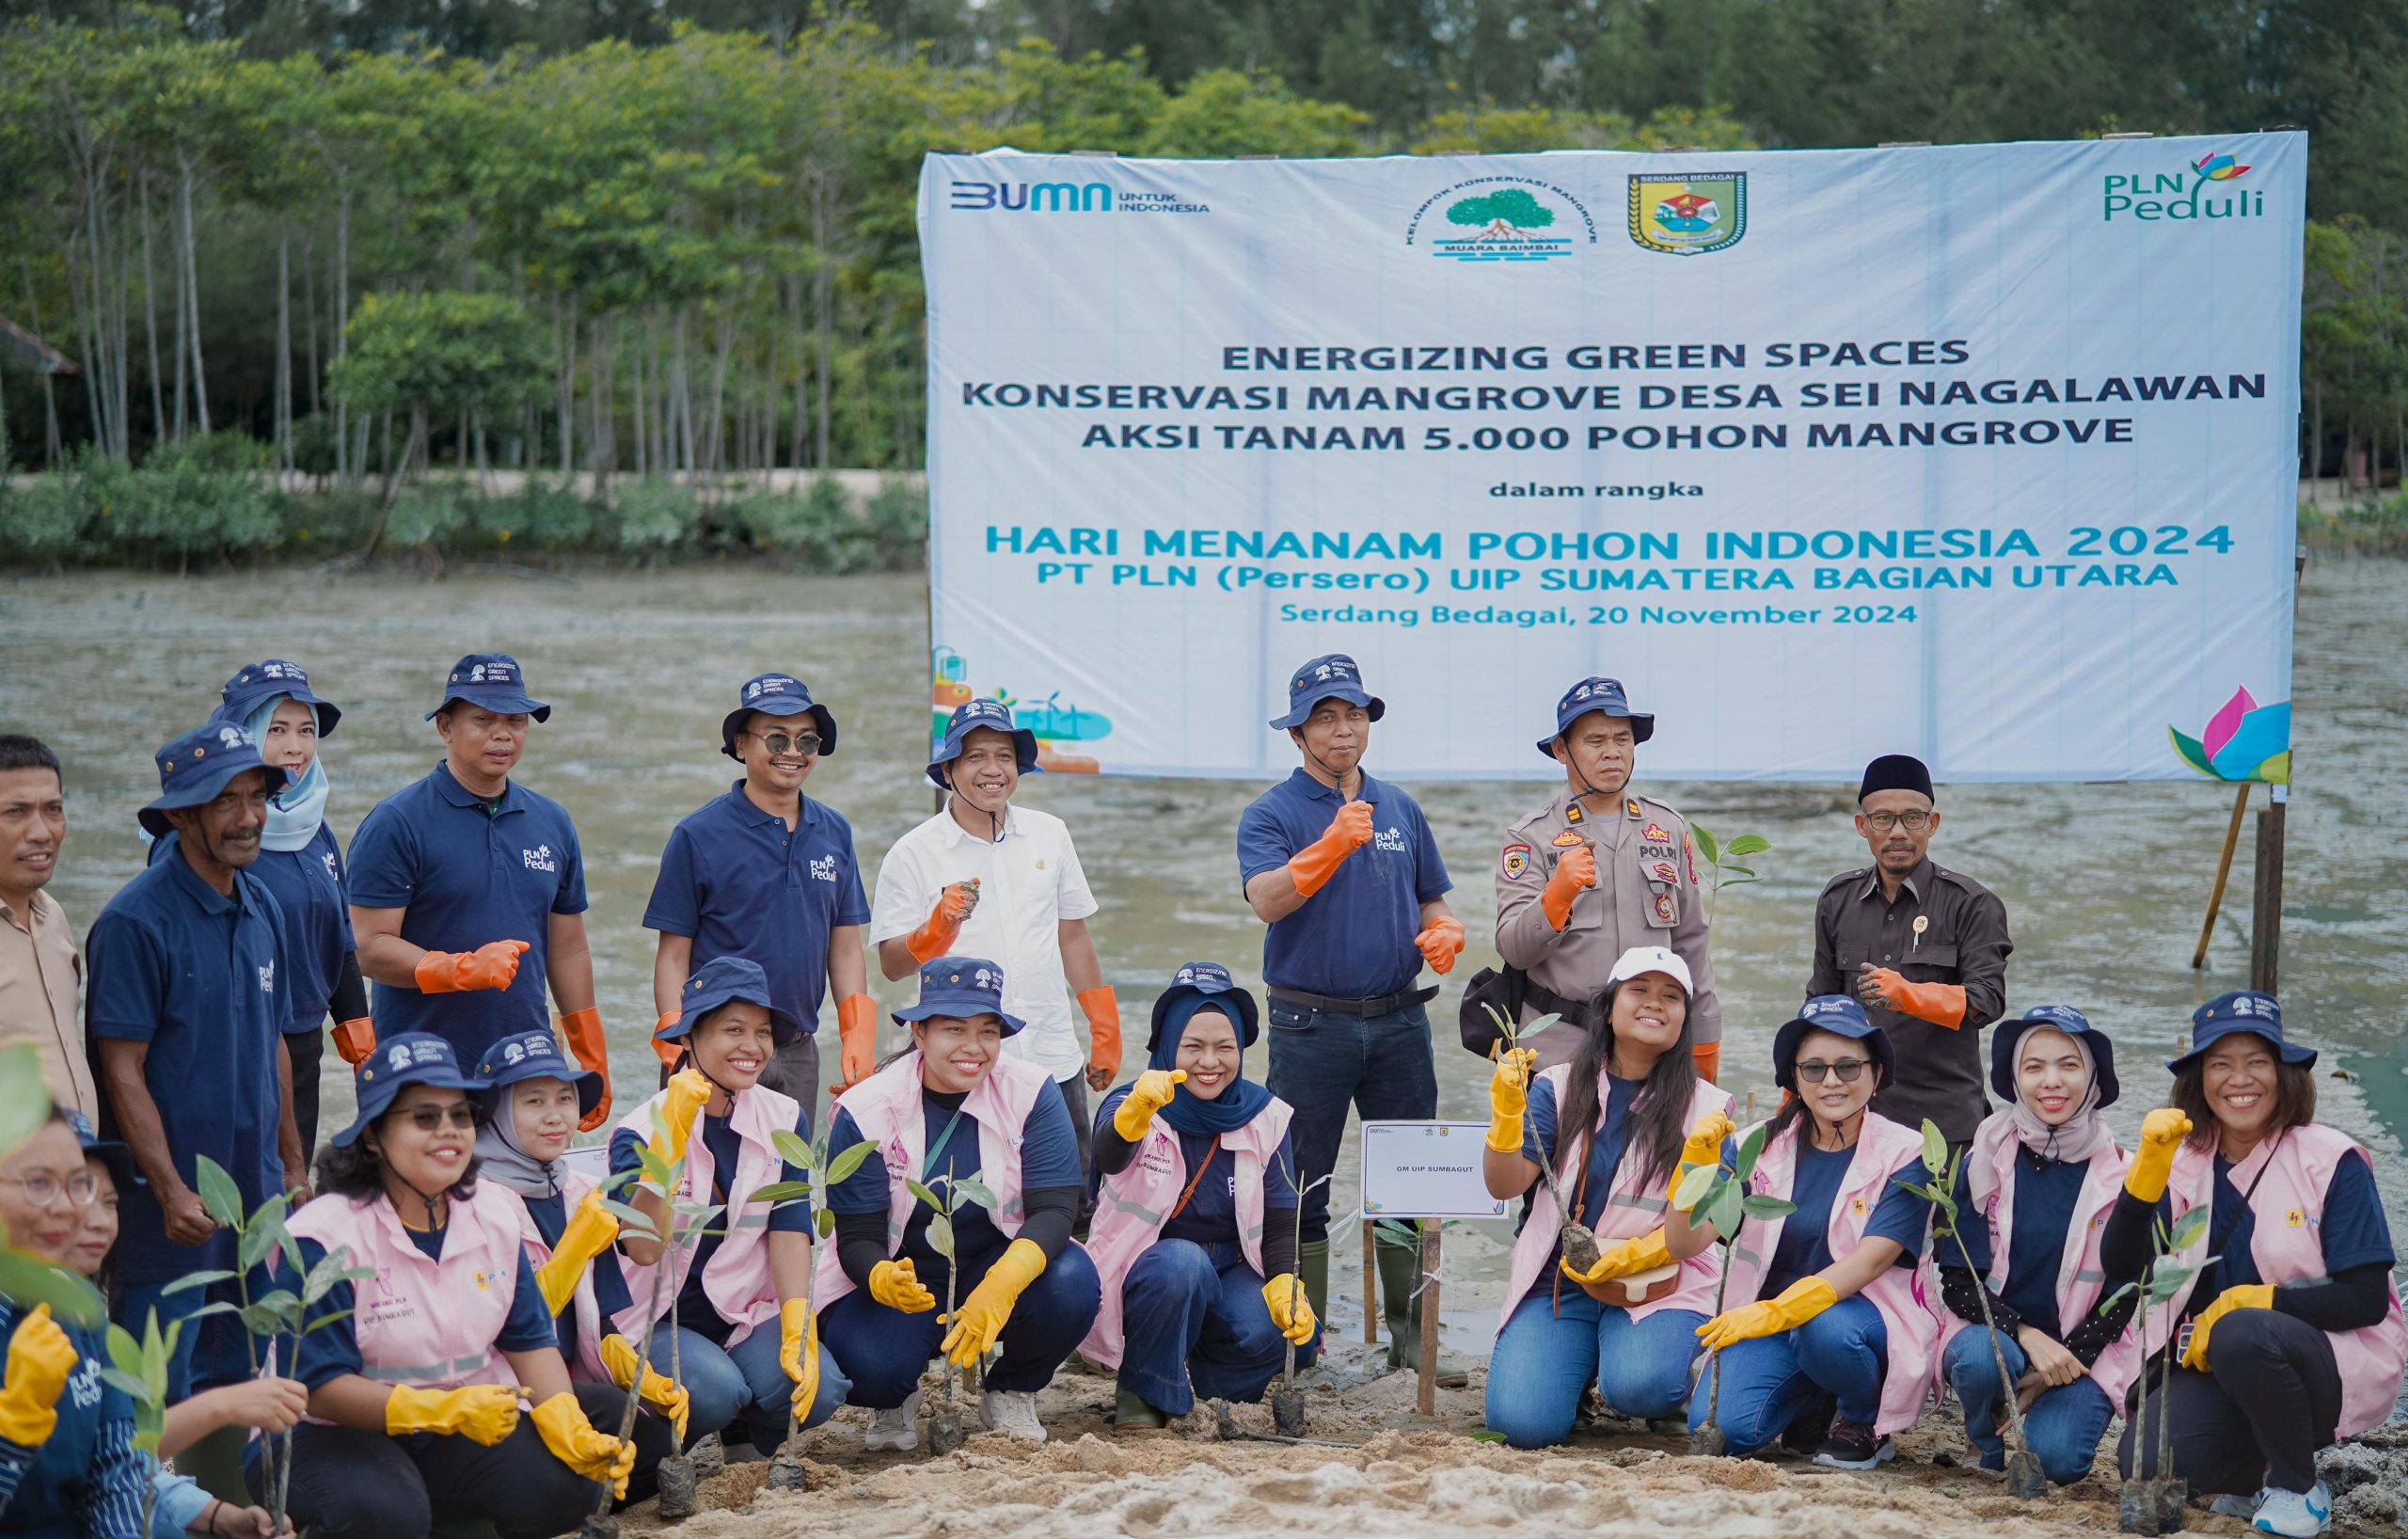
top-left (744, 730), bottom-right (820, 757)
top-left (396, 1103), bottom-right (481, 1133)
top-left (1794, 1058), bottom-right (1872, 1084)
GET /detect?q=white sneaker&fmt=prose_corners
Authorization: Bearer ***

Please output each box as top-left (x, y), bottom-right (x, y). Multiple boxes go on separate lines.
top-left (2252, 1482), bottom-right (2333, 1538)
top-left (978, 1388), bottom-right (1046, 1444)
top-left (2212, 1491), bottom-right (2265, 1519)
top-left (864, 1389), bottom-right (921, 1452)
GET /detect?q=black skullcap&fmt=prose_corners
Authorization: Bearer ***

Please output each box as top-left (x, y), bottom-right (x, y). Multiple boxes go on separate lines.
top-left (1858, 753), bottom-right (1933, 802)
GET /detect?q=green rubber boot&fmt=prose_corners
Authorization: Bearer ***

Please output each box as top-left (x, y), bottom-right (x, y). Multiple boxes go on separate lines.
top-left (1299, 1238), bottom-right (1331, 1325)
top-left (1373, 1219), bottom-right (1422, 1371)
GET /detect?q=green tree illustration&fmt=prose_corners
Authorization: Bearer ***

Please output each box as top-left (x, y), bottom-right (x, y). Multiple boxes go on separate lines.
top-left (1446, 187), bottom-right (1555, 233)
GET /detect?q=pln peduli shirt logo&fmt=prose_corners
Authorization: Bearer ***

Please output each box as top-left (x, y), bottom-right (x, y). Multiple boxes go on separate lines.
top-left (2102, 151), bottom-right (2263, 225)
top-left (1628, 174), bottom-right (1747, 255)
top-left (1409, 179), bottom-right (1595, 263)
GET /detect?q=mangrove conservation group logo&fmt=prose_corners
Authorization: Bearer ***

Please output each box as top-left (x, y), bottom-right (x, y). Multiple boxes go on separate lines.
top-left (1628, 173), bottom-right (1747, 255)
top-left (1407, 179), bottom-right (1595, 262)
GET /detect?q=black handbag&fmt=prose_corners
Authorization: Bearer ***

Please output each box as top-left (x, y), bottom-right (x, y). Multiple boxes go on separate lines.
top-left (1458, 965), bottom-right (1524, 1057)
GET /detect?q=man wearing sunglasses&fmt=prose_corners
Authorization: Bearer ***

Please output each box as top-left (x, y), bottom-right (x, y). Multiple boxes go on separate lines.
top-left (1806, 754), bottom-right (2012, 1152)
top-left (643, 674), bottom-right (877, 1124)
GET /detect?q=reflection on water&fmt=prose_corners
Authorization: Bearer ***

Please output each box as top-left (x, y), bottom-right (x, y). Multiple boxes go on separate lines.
top-left (8, 559), bottom-right (2406, 1300)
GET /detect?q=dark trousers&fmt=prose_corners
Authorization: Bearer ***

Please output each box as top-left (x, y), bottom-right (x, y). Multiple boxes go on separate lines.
top-left (287, 1027), bottom-right (325, 1164)
top-left (1263, 1001), bottom-right (1437, 1246)
top-left (1118, 1238), bottom-right (1318, 1417)
top-left (2118, 1309), bottom-right (2342, 1495)
top-left (256, 1381), bottom-right (666, 1539)
top-left (757, 1033), bottom-right (821, 1131)
top-left (820, 1237), bottom-right (1101, 1406)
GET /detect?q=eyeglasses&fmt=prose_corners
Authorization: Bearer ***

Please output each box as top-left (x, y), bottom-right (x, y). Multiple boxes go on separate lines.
top-left (1794, 1058), bottom-right (1872, 1084)
top-left (1862, 810), bottom-right (1932, 833)
top-left (745, 731), bottom-right (820, 757)
top-left (399, 1103), bottom-right (481, 1133)
top-left (3, 1170), bottom-right (99, 1208)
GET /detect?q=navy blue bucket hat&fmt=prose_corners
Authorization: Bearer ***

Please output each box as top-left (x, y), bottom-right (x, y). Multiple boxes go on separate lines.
top-left (219, 660), bottom-right (341, 738)
top-left (721, 673), bottom-right (838, 761)
top-left (139, 722), bottom-right (290, 837)
top-left (427, 654), bottom-right (551, 722)
top-left (1269, 654), bottom-right (1385, 731)
top-left (927, 699), bottom-right (1038, 788)
top-left (892, 955), bottom-right (1025, 1037)
top-left (1147, 961), bottom-right (1260, 1054)
top-left (1772, 994), bottom-right (1896, 1094)
top-left (2168, 991), bottom-right (2314, 1073)
top-left (475, 1027), bottom-right (606, 1118)
top-left (1990, 1004), bottom-right (2120, 1109)
top-left (660, 956), bottom-right (803, 1048)
top-left (335, 1033), bottom-right (481, 1149)
top-left (66, 1110), bottom-right (138, 1192)
top-left (1538, 676), bottom-right (1654, 759)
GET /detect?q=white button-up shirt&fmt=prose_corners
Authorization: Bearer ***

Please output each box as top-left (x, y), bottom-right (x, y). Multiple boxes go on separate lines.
top-left (869, 803), bottom-right (1099, 1082)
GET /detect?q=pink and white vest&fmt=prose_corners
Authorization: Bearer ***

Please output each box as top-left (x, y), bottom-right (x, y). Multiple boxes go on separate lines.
top-left (1079, 1098), bottom-right (1296, 1371)
top-left (1935, 1119), bottom-right (2152, 1404)
top-left (608, 1083), bottom-right (800, 1349)
top-left (1719, 1111), bottom-right (1941, 1436)
top-left (813, 1051), bottom-right (1051, 1310)
top-left (500, 1167), bottom-right (608, 1383)
top-left (1497, 1071), bottom-right (1735, 1330)
top-left (2162, 1124), bottom-right (2408, 1436)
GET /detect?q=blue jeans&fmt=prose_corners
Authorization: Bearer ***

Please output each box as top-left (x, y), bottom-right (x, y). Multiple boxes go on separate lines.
top-left (1263, 1000), bottom-right (1436, 1246)
top-left (645, 1323), bottom-right (849, 1455)
top-left (1945, 1327), bottom-right (2115, 1485)
top-left (1118, 1239), bottom-right (1321, 1416)
top-left (819, 1239), bottom-right (1101, 1407)
top-left (1486, 1290), bottom-right (1706, 1448)
top-left (1687, 1294), bottom-right (1887, 1453)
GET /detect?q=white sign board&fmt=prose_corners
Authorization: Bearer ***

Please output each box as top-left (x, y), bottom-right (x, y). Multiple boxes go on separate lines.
top-left (1360, 1120), bottom-right (1509, 1220)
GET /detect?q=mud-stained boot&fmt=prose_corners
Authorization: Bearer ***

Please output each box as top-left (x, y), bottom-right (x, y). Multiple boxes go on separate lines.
top-left (1299, 1238), bottom-right (1331, 1325)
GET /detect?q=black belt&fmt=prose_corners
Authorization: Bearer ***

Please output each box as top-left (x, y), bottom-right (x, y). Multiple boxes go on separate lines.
top-left (1267, 984), bottom-right (1440, 1018)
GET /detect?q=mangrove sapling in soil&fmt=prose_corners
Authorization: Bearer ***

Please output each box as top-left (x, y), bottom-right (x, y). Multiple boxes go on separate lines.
top-left (2103, 1205), bottom-right (2213, 1536)
top-left (1671, 1122), bottom-right (1793, 1456)
top-left (1481, 1007), bottom-right (1608, 1275)
top-left (746, 1123), bottom-right (879, 1490)
top-left (906, 1172), bottom-right (994, 1455)
top-left (1907, 1120), bottom-right (2043, 1499)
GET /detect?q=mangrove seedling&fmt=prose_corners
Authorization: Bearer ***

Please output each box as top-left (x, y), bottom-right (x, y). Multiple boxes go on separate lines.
top-left (745, 1122), bottom-right (880, 1491)
top-left (1687, 822), bottom-right (1770, 928)
top-left (1269, 1154), bottom-right (1331, 1437)
top-left (1480, 1007), bottom-right (1606, 1275)
top-left (2100, 1204), bottom-right (2213, 1536)
top-left (1671, 1120), bottom-right (1793, 1456)
top-left (1905, 1119), bottom-right (2044, 1499)
top-left (904, 1171), bottom-right (993, 1455)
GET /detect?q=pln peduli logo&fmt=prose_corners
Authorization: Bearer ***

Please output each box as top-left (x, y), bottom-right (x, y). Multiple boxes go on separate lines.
top-left (1408, 179), bottom-right (1594, 263)
top-left (2101, 151), bottom-right (2263, 225)
top-left (1628, 173), bottom-right (1747, 255)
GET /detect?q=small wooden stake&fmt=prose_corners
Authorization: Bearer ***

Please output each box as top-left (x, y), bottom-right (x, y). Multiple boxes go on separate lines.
top-left (2193, 783), bottom-right (2252, 968)
top-left (1361, 1221), bottom-right (1377, 1347)
top-left (1416, 1222), bottom-right (1440, 1416)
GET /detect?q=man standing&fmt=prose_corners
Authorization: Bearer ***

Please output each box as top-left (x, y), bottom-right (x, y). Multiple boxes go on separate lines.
top-left (86, 722), bottom-right (305, 1394)
top-left (870, 699), bottom-right (1119, 1164)
top-left (645, 673), bottom-right (878, 1119)
top-left (346, 654), bottom-right (613, 1127)
top-left (1807, 753), bottom-right (2012, 1149)
top-left (1493, 678), bottom-right (1721, 1079)
top-left (1237, 654), bottom-right (1463, 1367)
top-left (0, 737), bottom-right (94, 1120)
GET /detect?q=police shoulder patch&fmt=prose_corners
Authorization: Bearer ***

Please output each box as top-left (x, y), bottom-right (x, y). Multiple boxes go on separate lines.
top-left (1500, 843), bottom-right (1532, 879)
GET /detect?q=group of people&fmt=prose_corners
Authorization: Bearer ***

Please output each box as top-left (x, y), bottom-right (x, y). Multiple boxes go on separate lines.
top-left (0, 644), bottom-right (2392, 1539)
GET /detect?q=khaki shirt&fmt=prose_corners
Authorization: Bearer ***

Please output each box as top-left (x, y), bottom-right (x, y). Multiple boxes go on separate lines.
top-left (1494, 785), bottom-right (1719, 1067)
top-left (0, 890), bottom-right (96, 1120)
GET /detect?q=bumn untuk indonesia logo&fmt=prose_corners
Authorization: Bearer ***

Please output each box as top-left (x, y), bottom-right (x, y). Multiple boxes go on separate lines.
top-left (1407, 179), bottom-right (1595, 262)
top-left (2101, 151), bottom-right (2262, 224)
top-left (1628, 173), bottom-right (1747, 255)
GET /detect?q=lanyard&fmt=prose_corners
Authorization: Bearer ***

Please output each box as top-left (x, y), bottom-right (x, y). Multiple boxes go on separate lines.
top-left (1166, 1136), bottom-right (1225, 1223)
top-left (923, 1105), bottom-right (970, 1182)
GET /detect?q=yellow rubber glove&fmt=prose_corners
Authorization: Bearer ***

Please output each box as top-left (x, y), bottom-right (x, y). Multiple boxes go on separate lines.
top-left (1260, 1273), bottom-right (1317, 1344)
top-left (868, 1258), bottom-right (938, 1314)
top-left (1696, 1277), bottom-right (1839, 1350)
top-left (779, 1298), bottom-right (820, 1417)
top-left (1486, 1046), bottom-right (1537, 1154)
top-left (2179, 1283), bottom-right (2275, 1372)
top-left (534, 1190), bottom-right (620, 1317)
top-left (0, 1305), bottom-right (77, 1447)
top-left (1112, 1070), bottom-right (1187, 1142)
top-left (385, 1384), bottom-right (521, 1444)
top-left (650, 1070), bottom-right (713, 1166)
top-left (2127, 1107), bottom-right (2194, 1204)
top-left (1561, 1228), bottom-right (1673, 1287)
top-left (597, 1332), bottom-right (689, 1443)
top-left (530, 1390), bottom-right (636, 1498)
top-left (941, 1237), bottom-right (1048, 1367)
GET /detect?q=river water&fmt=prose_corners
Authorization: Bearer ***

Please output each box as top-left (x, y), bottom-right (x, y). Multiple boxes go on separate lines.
top-left (7, 558), bottom-right (2405, 1312)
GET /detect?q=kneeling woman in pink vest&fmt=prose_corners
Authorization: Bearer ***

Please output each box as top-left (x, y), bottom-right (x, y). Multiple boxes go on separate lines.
top-left (610, 958), bottom-right (850, 1460)
top-left (818, 958), bottom-right (1101, 1448)
top-left (2102, 992), bottom-right (2404, 1539)
top-left (1082, 962), bottom-right (1318, 1427)
top-left (1938, 1006), bottom-right (2140, 1485)
top-left (1678, 995), bottom-right (1939, 1469)
top-left (263, 1034), bottom-right (638, 1539)
top-left (1481, 946), bottom-right (1736, 1449)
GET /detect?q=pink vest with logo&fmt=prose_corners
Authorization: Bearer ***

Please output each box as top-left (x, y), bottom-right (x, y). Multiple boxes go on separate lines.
top-left (2162, 1124), bottom-right (2408, 1436)
top-left (1079, 1099), bottom-right (1295, 1371)
top-left (1935, 1119), bottom-right (2152, 1404)
top-left (1497, 1070), bottom-right (1735, 1330)
top-left (608, 1083), bottom-right (800, 1348)
top-left (501, 1167), bottom-right (607, 1383)
top-left (1718, 1111), bottom-right (1941, 1436)
top-left (813, 1051), bottom-right (1050, 1310)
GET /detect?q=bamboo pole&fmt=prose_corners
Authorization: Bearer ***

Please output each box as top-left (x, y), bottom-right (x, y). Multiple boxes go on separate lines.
top-left (2192, 783), bottom-right (2253, 969)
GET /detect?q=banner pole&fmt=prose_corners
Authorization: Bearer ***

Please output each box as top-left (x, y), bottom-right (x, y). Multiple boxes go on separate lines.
top-left (1416, 1221), bottom-right (1440, 1417)
top-left (2192, 785), bottom-right (2253, 969)
top-left (2251, 784), bottom-right (2289, 993)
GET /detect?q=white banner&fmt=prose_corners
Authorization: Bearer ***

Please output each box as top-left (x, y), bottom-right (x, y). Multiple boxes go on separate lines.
top-left (919, 135), bottom-right (2305, 784)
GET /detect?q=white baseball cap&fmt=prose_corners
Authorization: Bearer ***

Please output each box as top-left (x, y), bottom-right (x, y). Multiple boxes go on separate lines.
top-left (1607, 945), bottom-right (1693, 994)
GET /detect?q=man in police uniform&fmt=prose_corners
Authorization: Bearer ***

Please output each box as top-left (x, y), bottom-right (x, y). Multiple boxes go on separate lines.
top-left (1495, 677), bottom-right (1721, 1080)
top-left (1806, 753), bottom-right (2012, 1150)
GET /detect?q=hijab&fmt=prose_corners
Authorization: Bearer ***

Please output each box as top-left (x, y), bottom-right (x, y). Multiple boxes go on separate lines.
top-left (1968, 1023), bottom-right (2115, 1210)
top-left (1149, 995), bottom-right (1274, 1137)
top-left (474, 1082), bottom-right (566, 1201)
top-left (244, 696), bottom-right (331, 853)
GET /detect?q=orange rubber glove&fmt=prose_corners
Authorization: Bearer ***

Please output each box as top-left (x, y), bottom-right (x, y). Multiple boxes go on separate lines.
top-left (649, 1011), bottom-right (683, 1071)
top-left (1414, 915), bottom-right (1465, 975)
top-left (905, 881), bottom-right (979, 965)
top-left (560, 1007), bottom-right (612, 1131)
top-left (1540, 844), bottom-right (1596, 931)
top-left (1080, 987), bottom-right (1121, 1089)
top-left (834, 992), bottom-right (879, 1093)
top-left (413, 939), bottom-right (529, 994)
top-left (1856, 965), bottom-right (1966, 1029)
top-left (1691, 1041), bottom-right (1720, 1084)
top-left (1286, 801), bottom-right (1374, 897)
top-left (330, 1017), bottom-right (377, 1067)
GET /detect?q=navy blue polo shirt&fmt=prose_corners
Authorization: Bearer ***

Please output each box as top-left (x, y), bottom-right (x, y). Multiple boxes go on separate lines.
top-left (827, 1082), bottom-right (1083, 1262)
top-left (151, 825), bottom-right (353, 1034)
top-left (85, 851), bottom-right (292, 1284)
top-left (2206, 1150), bottom-right (2393, 1291)
top-left (346, 761), bottom-right (587, 1060)
top-left (609, 1102), bottom-right (814, 1343)
top-left (1948, 1150), bottom-right (2090, 1339)
top-left (1236, 770), bottom-right (1450, 997)
top-left (643, 784), bottom-right (871, 1033)
top-left (1763, 1143), bottom-right (1932, 1298)
top-left (0, 1306), bottom-right (144, 1538)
